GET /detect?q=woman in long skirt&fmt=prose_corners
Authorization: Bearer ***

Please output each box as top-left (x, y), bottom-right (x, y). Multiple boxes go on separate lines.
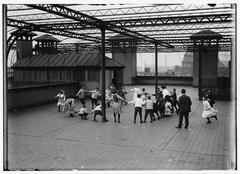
top-left (201, 95), bottom-right (218, 124)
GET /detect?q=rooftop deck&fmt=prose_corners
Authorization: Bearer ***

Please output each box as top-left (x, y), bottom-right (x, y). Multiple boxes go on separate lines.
top-left (7, 85), bottom-right (235, 171)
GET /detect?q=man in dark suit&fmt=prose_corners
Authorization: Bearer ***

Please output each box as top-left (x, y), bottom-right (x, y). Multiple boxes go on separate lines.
top-left (176, 89), bottom-right (192, 129)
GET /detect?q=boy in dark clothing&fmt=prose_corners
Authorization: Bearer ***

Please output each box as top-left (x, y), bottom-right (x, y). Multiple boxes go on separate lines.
top-left (157, 94), bottom-right (165, 118)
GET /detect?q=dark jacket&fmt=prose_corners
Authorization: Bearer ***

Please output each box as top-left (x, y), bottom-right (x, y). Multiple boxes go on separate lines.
top-left (178, 94), bottom-right (192, 114)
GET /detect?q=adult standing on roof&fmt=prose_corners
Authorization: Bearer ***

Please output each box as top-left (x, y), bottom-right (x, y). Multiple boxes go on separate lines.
top-left (176, 89), bottom-right (192, 129)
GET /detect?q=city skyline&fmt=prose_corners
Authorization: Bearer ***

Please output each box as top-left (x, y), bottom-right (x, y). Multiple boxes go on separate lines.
top-left (136, 51), bottom-right (230, 69)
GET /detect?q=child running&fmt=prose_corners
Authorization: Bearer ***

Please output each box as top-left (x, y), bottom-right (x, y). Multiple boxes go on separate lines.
top-left (201, 95), bottom-right (218, 124)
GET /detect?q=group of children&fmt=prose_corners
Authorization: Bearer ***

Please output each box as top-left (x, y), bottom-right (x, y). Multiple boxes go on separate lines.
top-left (54, 84), bottom-right (127, 122)
top-left (128, 85), bottom-right (180, 123)
top-left (55, 85), bottom-right (218, 125)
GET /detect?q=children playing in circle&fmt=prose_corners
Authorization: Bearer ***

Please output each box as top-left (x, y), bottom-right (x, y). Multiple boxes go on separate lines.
top-left (56, 85), bottom-right (184, 123)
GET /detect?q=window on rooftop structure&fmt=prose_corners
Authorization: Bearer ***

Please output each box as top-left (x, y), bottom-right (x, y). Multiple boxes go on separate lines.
top-left (13, 69), bottom-right (22, 81)
top-left (125, 41), bottom-right (130, 48)
top-left (34, 70), bottom-right (41, 81)
top-left (49, 70), bottom-right (60, 82)
top-left (23, 70), bottom-right (30, 81)
top-left (65, 70), bottom-right (73, 81)
top-left (88, 69), bottom-right (99, 82)
top-left (76, 69), bottom-right (85, 82)
top-left (119, 41), bottom-right (124, 48)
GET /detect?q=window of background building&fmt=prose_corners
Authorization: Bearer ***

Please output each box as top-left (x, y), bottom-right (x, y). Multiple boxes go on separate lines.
top-left (49, 70), bottom-right (60, 81)
top-left (60, 70), bottom-right (73, 81)
top-left (76, 69), bottom-right (85, 81)
top-left (23, 70), bottom-right (30, 81)
top-left (88, 69), bottom-right (99, 81)
top-left (65, 70), bottom-right (73, 81)
top-left (34, 70), bottom-right (41, 81)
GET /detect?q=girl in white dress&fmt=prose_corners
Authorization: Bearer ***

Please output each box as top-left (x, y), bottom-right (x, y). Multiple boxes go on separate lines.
top-left (130, 85), bottom-right (141, 101)
top-left (201, 96), bottom-right (218, 124)
top-left (164, 100), bottom-right (172, 116)
top-left (55, 89), bottom-right (66, 112)
top-left (63, 98), bottom-right (76, 116)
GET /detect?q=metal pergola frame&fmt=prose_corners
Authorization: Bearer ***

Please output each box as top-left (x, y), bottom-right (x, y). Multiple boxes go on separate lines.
top-left (7, 4), bottom-right (234, 53)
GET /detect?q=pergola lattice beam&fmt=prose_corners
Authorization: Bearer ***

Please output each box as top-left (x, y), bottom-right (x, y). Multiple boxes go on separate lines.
top-left (26, 4), bottom-right (172, 47)
top-left (108, 13), bottom-right (232, 27)
top-left (8, 4), bottom-right (232, 21)
top-left (30, 13), bottom-right (232, 32)
top-left (56, 43), bottom-right (232, 53)
top-left (69, 30), bottom-right (232, 38)
top-left (77, 4), bottom-right (232, 18)
top-left (41, 21), bottom-right (233, 33)
top-left (7, 18), bottom-right (102, 43)
top-left (59, 25), bottom-right (232, 33)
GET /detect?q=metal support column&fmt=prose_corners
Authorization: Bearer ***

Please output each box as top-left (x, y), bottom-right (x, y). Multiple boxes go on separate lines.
top-left (100, 27), bottom-right (107, 122)
top-left (3, 4), bottom-right (9, 171)
top-left (155, 43), bottom-right (158, 99)
top-left (198, 45), bottom-right (203, 100)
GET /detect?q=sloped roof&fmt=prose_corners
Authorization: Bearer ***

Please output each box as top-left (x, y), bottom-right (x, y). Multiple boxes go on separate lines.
top-left (190, 30), bottom-right (223, 40)
top-left (12, 51), bottom-right (124, 69)
top-left (34, 34), bottom-right (61, 42)
top-left (11, 30), bottom-right (37, 37)
top-left (108, 34), bottom-right (137, 41)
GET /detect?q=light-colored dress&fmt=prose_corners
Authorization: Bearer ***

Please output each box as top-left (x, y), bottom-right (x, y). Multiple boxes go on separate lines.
top-left (131, 87), bottom-right (141, 101)
top-left (112, 101), bottom-right (121, 115)
top-left (201, 100), bottom-right (218, 118)
top-left (162, 89), bottom-right (170, 99)
top-left (63, 98), bottom-right (75, 113)
top-left (105, 89), bottom-right (111, 102)
top-left (164, 101), bottom-right (172, 116)
top-left (57, 93), bottom-right (66, 107)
